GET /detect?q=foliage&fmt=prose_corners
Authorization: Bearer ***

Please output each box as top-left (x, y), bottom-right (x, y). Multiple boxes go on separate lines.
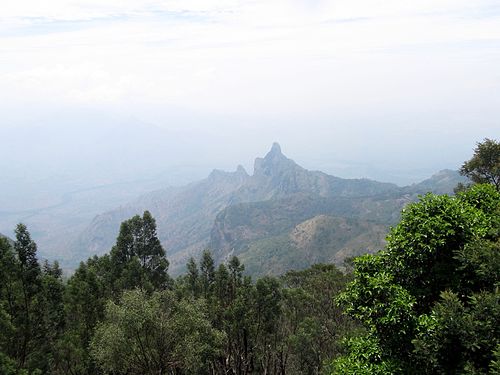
top-left (281, 264), bottom-right (357, 374)
top-left (328, 335), bottom-right (401, 375)
top-left (0, 210), bottom-right (357, 374)
top-left (413, 290), bottom-right (500, 374)
top-left (3, 139), bottom-right (500, 374)
top-left (0, 225), bottom-right (68, 373)
top-left (5, 176), bottom-right (497, 374)
top-left (200, 249), bottom-right (215, 298)
top-left (5, 187), bottom-right (479, 373)
top-left (331, 184), bottom-right (500, 373)
top-left (110, 210), bottom-right (170, 292)
top-left (460, 138), bottom-right (500, 190)
top-left (91, 289), bottom-right (224, 374)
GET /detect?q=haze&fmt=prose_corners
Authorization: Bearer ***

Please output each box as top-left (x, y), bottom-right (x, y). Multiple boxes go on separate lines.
top-left (1, 0), bottom-right (499, 261)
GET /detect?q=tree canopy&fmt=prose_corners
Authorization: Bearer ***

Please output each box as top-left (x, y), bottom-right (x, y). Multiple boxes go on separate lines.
top-left (1, 139), bottom-right (499, 374)
top-left (460, 138), bottom-right (500, 190)
top-left (331, 184), bottom-right (500, 374)
top-left (110, 210), bottom-right (170, 292)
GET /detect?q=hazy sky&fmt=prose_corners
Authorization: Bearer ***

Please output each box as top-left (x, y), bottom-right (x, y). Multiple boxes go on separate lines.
top-left (1, 0), bottom-right (499, 183)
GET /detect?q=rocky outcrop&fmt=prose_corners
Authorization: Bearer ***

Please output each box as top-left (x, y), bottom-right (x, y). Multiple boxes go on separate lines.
top-left (76, 143), bottom-right (465, 275)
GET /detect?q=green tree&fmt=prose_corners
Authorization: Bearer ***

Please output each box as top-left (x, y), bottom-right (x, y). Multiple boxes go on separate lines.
top-left (0, 225), bottom-right (60, 373)
top-left (14, 224), bottom-right (41, 291)
top-left (253, 276), bottom-right (283, 374)
top-left (13, 223), bottom-right (43, 370)
top-left (332, 184), bottom-right (500, 373)
top-left (110, 211), bottom-right (170, 291)
top-left (214, 264), bottom-right (230, 305)
top-left (219, 275), bottom-right (256, 374)
top-left (460, 138), bottom-right (500, 190)
top-left (282, 264), bottom-right (356, 374)
top-left (57, 257), bottom-right (108, 375)
top-left (413, 290), bottom-right (500, 374)
top-left (228, 256), bottom-right (244, 300)
top-left (91, 289), bottom-right (223, 374)
top-left (186, 257), bottom-right (200, 297)
top-left (200, 250), bottom-right (215, 298)
top-left (0, 237), bottom-right (18, 374)
top-left (38, 261), bottom-right (66, 373)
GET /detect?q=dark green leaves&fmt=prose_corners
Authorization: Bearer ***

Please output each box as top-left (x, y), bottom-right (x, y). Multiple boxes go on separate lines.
top-left (332, 184), bottom-right (500, 373)
top-left (460, 138), bottom-right (500, 191)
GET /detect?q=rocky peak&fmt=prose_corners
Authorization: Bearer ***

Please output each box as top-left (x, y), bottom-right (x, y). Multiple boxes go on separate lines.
top-left (208, 165), bottom-right (249, 182)
top-left (268, 142), bottom-right (282, 156)
top-left (264, 142), bottom-right (288, 163)
top-left (236, 165), bottom-right (248, 176)
top-left (254, 143), bottom-right (299, 177)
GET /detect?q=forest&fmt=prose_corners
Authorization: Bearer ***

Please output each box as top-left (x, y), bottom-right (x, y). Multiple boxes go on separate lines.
top-left (0, 139), bottom-right (499, 375)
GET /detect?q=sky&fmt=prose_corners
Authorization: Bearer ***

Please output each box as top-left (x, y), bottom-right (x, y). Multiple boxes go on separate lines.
top-left (1, 0), bottom-right (499, 184)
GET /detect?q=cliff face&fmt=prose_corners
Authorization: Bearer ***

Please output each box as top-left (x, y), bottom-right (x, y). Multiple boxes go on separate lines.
top-left (207, 193), bottom-right (404, 273)
top-left (75, 167), bottom-right (251, 272)
top-left (76, 143), bottom-right (464, 275)
top-left (234, 142), bottom-right (400, 201)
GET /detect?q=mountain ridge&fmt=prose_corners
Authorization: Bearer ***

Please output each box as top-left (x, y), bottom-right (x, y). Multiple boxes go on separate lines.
top-left (75, 144), bottom-right (467, 275)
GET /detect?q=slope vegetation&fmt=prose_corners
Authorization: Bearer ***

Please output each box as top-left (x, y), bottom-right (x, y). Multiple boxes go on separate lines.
top-left (76, 143), bottom-right (466, 275)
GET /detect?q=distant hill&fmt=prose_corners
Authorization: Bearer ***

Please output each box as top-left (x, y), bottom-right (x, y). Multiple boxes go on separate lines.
top-left (0, 116), bottom-right (218, 267)
top-left (402, 169), bottom-right (467, 195)
top-left (209, 202), bottom-right (391, 276)
top-left (76, 143), bottom-right (467, 275)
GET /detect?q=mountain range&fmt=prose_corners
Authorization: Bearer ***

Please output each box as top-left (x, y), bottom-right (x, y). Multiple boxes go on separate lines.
top-left (75, 143), bottom-right (467, 275)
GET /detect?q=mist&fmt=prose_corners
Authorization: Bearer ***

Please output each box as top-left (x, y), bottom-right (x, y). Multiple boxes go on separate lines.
top-left (1, 0), bottom-right (499, 263)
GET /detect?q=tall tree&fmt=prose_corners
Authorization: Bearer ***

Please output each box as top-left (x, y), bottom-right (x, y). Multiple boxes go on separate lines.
top-left (281, 264), bottom-right (355, 374)
top-left (228, 256), bottom-right (244, 301)
top-left (39, 260), bottom-right (66, 373)
top-left (14, 224), bottom-right (41, 298)
top-left (200, 250), bottom-right (215, 298)
top-left (110, 211), bottom-right (169, 291)
top-left (460, 138), bottom-right (500, 190)
top-left (253, 276), bottom-right (283, 374)
top-left (186, 257), bottom-right (200, 297)
top-left (13, 223), bottom-right (42, 369)
top-left (0, 237), bottom-right (18, 374)
top-left (57, 257), bottom-right (108, 375)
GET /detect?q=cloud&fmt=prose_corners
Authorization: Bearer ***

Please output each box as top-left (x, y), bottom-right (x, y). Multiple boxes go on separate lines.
top-left (0, 0), bottom-right (498, 187)
top-left (0, 0), bottom-right (499, 120)
top-left (1, 0), bottom-right (237, 22)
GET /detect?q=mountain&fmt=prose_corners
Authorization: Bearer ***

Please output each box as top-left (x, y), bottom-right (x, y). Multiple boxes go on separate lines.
top-left (75, 167), bottom-right (251, 269)
top-left (235, 215), bottom-right (388, 276)
top-left (0, 114), bottom-right (218, 266)
top-left (232, 143), bottom-right (401, 201)
top-left (208, 197), bottom-right (395, 276)
top-left (403, 169), bottom-right (467, 195)
top-left (76, 144), bottom-right (465, 275)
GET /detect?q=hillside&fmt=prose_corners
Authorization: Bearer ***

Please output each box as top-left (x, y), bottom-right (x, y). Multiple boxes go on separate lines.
top-left (208, 193), bottom-right (405, 274)
top-left (403, 169), bottom-right (468, 195)
top-left (74, 166), bottom-right (251, 269)
top-left (0, 116), bottom-right (216, 266)
top-left (76, 144), bottom-right (466, 275)
top-left (224, 215), bottom-right (388, 276)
